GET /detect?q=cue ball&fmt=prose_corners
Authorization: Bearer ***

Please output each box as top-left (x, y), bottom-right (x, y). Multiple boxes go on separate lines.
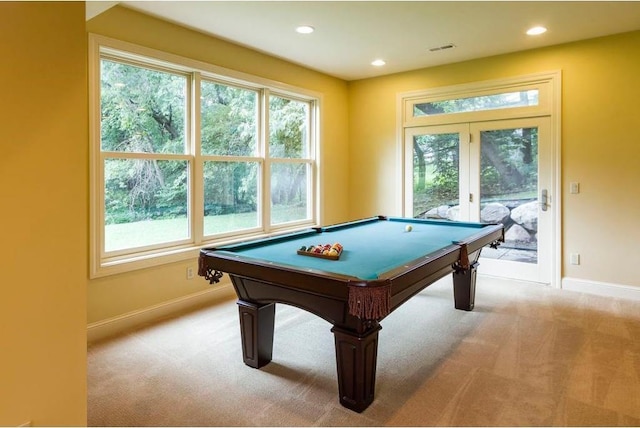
top-left (405, 225), bottom-right (413, 232)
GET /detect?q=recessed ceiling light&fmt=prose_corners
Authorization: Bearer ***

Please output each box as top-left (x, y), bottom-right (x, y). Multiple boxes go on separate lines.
top-left (526, 26), bottom-right (547, 36)
top-left (371, 59), bottom-right (386, 67)
top-left (296, 25), bottom-right (314, 34)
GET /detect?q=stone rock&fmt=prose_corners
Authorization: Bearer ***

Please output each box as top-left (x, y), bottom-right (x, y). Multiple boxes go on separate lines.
top-left (446, 205), bottom-right (461, 221)
top-left (480, 202), bottom-right (510, 224)
top-left (510, 201), bottom-right (538, 232)
top-left (425, 205), bottom-right (450, 219)
top-left (505, 224), bottom-right (532, 242)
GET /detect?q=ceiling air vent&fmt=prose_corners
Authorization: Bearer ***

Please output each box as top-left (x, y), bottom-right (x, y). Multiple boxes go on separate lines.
top-left (429, 43), bottom-right (456, 52)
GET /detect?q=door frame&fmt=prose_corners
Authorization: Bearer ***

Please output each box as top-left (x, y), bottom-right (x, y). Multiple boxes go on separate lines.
top-left (396, 71), bottom-right (562, 287)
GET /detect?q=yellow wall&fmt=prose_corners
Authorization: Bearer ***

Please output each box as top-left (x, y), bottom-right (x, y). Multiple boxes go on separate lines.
top-left (85, 6), bottom-right (350, 324)
top-left (0, 3), bottom-right (87, 426)
top-left (348, 30), bottom-right (640, 288)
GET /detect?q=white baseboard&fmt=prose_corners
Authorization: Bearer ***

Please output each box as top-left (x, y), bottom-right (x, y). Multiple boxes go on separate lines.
top-left (562, 277), bottom-right (640, 301)
top-left (87, 283), bottom-right (236, 343)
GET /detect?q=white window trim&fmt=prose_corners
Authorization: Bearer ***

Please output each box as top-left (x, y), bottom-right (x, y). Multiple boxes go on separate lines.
top-left (89, 34), bottom-right (322, 278)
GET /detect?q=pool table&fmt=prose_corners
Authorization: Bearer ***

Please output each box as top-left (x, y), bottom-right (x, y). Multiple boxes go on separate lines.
top-left (198, 216), bottom-right (503, 412)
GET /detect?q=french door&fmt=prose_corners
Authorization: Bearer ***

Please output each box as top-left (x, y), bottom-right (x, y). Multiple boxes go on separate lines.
top-left (404, 117), bottom-right (553, 284)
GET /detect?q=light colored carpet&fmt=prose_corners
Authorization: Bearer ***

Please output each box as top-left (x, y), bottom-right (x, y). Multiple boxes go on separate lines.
top-left (88, 276), bottom-right (640, 426)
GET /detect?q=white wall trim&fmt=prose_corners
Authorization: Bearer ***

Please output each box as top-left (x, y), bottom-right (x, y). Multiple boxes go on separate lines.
top-left (87, 283), bottom-right (236, 343)
top-left (562, 277), bottom-right (640, 301)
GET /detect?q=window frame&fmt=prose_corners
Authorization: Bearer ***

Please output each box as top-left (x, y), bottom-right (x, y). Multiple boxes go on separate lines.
top-left (89, 34), bottom-right (321, 278)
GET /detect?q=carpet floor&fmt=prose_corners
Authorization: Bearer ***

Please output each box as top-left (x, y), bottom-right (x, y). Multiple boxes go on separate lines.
top-left (88, 276), bottom-right (640, 426)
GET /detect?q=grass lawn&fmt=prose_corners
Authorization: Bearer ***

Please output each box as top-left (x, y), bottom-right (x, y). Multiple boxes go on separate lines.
top-left (105, 207), bottom-right (306, 252)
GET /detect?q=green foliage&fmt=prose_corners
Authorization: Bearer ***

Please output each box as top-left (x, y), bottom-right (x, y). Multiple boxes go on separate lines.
top-left (203, 161), bottom-right (257, 216)
top-left (101, 60), bottom-right (185, 154)
top-left (201, 81), bottom-right (257, 156)
top-left (104, 159), bottom-right (187, 224)
top-left (101, 59), bottom-right (188, 224)
top-left (413, 133), bottom-right (460, 211)
top-left (480, 128), bottom-right (538, 198)
top-left (269, 95), bottom-right (308, 158)
top-left (200, 81), bottom-right (260, 216)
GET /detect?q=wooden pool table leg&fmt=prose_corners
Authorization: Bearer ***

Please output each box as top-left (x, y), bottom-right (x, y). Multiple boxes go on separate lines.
top-left (331, 324), bottom-right (381, 413)
top-left (453, 260), bottom-right (479, 311)
top-left (237, 300), bottom-right (275, 368)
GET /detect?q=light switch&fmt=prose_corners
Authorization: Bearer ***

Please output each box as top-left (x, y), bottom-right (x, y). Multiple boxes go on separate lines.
top-left (570, 182), bottom-right (580, 194)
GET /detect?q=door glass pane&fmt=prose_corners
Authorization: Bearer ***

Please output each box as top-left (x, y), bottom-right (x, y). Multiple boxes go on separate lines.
top-left (479, 127), bottom-right (538, 263)
top-left (203, 161), bottom-right (259, 235)
top-left (412, 133), bottom-right (460, 220)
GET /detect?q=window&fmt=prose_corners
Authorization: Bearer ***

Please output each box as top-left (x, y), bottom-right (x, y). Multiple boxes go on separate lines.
top-left (200, 80), bottom-right (260, 236)
top-left (90, 35), bottom-right (319, 276)
top-left (101, 59), bottom-right (190, 253)
top-left (403, 76), bottom-right (552, 128)
top-left (413, 90), bottom-right (539, 117)
top-left (268, 95), bottom-right (313, 225)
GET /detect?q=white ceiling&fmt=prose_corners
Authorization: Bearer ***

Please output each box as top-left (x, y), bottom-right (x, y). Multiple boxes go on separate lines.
top-left (97, 1), bottom-right (640, 81)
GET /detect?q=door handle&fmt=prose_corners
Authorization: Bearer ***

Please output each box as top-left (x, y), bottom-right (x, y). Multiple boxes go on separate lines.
top-left (540, 189), bottom-right (548, 212)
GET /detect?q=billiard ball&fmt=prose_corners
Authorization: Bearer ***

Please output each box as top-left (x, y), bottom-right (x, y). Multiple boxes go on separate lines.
top-left (405, 225), bottom-right (413, 232)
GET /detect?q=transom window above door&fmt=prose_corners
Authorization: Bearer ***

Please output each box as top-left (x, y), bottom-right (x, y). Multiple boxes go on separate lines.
top-left (413, 89), bottom-right (539, 117)
top-left (402, 74), bottom-right (555, 127)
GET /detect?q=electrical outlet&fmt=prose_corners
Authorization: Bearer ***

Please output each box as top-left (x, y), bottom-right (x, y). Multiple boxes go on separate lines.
top-left (186, 267), bottom-right (194, 280)
top-left (570, 253), bottom-right (580, 265)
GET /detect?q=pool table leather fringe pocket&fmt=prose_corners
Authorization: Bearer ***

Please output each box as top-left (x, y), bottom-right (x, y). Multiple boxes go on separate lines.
top-left (348, 282), bottom-right (391, 320)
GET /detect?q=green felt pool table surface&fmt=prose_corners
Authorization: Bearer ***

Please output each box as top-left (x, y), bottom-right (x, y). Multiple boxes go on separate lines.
top-left (211, 216), bottom-right (493, 280)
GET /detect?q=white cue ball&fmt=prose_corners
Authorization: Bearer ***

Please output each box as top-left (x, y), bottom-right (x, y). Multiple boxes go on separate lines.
top-left (405, 225), bottom-right (413, 232)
